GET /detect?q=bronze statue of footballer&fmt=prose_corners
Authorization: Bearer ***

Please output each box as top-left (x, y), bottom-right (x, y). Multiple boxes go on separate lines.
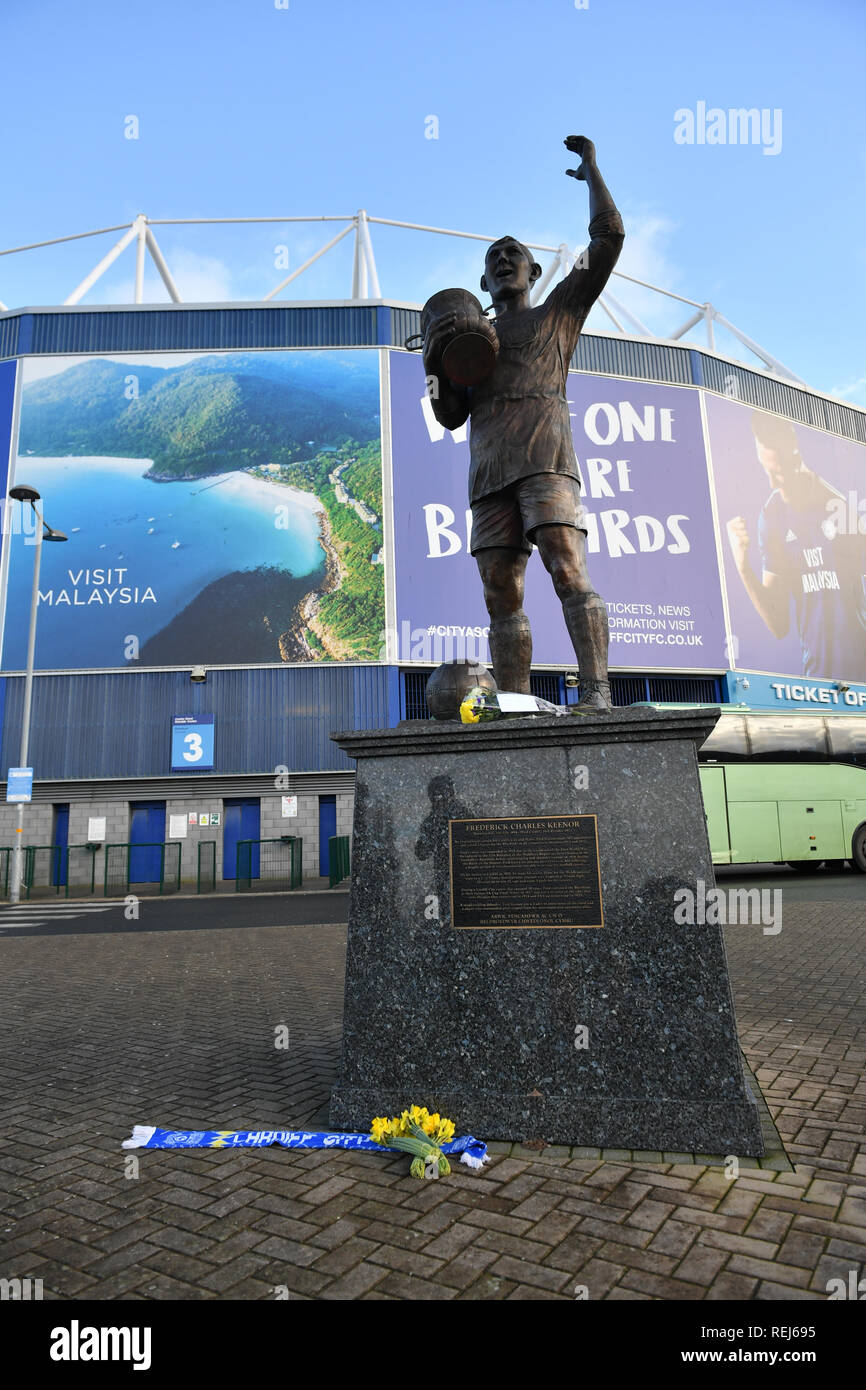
top-left (423, 135), bottom-right (625, 712)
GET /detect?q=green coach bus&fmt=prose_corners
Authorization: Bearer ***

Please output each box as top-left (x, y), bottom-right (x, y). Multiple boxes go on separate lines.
top-left (641, 706), bottom-right (866, 872)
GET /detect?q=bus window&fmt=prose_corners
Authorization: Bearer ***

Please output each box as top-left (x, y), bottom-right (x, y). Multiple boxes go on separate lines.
top-left (702, 714), bottom-right (748, 758)
top-left (746, 716), bottom-right (828, 758)
top-left (826, 717), bottom-right (866, 761)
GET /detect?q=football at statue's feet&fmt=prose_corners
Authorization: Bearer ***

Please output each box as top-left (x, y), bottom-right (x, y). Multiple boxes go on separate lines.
top-left (425, 660), bottom-right (497, 721)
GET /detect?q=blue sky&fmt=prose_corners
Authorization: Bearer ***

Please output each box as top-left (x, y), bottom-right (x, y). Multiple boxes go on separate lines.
top-left (2, 0), bottom-right (864, 404)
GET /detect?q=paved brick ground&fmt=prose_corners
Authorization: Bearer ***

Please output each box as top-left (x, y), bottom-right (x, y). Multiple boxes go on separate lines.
top-left (0, 901), bottom-right (864, 1300)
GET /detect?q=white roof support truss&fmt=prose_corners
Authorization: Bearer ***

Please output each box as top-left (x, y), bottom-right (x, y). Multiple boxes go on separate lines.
top-left (0, 212), bottom-right (803, 382)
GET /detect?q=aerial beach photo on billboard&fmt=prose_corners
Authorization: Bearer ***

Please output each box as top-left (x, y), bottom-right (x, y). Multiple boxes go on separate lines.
top-left (2, 348), bottom-right (385, 669)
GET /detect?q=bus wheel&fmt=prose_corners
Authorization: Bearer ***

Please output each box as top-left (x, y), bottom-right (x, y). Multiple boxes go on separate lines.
top-left (851, 825), bottom-right (866, 874)
top-left (785, 859), bottom-right (824, 872)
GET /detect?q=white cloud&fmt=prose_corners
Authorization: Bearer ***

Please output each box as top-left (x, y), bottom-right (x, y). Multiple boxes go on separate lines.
top-left (584, 208), bottom-right (685, 337)
top-left (390, 212), bottom-right (688, 326)
top-left (97, 250), bottom-right (235, 304)
top-left (169, 250), bottom-right (234, 303)
top-left (828, 371), bottom-right (866, 407)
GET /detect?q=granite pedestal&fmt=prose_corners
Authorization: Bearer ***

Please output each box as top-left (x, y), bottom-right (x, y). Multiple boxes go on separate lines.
top-left (329, 708), bottom-right (764, 1154)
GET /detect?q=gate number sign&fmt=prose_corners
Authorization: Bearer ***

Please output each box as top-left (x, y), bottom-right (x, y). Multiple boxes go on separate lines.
top-left (171, 714), bottom-right (215, 771)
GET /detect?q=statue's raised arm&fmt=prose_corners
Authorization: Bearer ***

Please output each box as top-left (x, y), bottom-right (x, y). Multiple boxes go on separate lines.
top-left (554, 135), bottom-right (625, 316)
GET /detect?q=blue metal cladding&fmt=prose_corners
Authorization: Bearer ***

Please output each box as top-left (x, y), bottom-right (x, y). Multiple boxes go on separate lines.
top-left (814, 392), bottom-right (866, 443)
top-left (0, 665), bottom-right (392, 780)
top-left (0, 315), bottom-right (19, 360)
top-left (23, 305), bottom-right (379, 356)
top-left (390, 306), bottom-right (422, 348)
top-left (696, 351), bottom-right (866, 444)
top-left (351, 665), bottom-right (393, 731)
top-left (573, 334), bottom-right (692, 384)
top-left (698, 351), bottom-right (812, 421)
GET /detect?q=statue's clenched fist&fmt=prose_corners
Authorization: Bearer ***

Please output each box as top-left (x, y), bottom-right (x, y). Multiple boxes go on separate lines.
top-left (564, 135), bottom-right (597, 181)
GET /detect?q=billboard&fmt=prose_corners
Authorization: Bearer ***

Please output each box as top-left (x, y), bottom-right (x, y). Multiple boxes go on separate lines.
top-left (0, 359), bottom-right (15, 495)
top-left (388, 349), bottom-right (728, 669)
top-left (3, 350), bottom-right (384, 670)
top-left (705, 393), bottom-right (866, 684)
top-left (0, 358), bottom-right (17, 731)
top-left (5, 339), bottom-right (864, 687)
top-left (0, 357), bottom-right (17, 593)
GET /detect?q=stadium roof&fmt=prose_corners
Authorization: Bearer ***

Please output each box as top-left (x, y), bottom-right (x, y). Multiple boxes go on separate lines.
top-left (0, 210), bottom-right (806, 385)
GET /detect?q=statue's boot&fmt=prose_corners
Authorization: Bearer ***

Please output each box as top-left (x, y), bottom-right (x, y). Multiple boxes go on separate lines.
top-left (562, 591), bottom-right (613, 714)
top-left (488, 613), bottom-right (532, 694)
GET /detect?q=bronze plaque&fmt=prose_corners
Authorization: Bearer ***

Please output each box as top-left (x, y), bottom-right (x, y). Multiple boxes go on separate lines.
top-left (448, 814), bottom-right (603, 929)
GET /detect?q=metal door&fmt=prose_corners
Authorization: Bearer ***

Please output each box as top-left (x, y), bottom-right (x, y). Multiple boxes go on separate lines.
top-left (223, 799), bottom-right (261, 879)
top-left (52, 803), bottom-right (70, 887)
top-left (319, 795), bottom-right (337, 876)
top-left (129, 801), bottom-right (166, 883)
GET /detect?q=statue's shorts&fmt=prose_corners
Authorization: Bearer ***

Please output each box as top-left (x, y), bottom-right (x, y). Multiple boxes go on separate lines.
top-left (469, 473), bottom-right (588, 556)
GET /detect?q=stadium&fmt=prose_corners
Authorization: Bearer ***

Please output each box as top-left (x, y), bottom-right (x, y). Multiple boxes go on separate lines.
top-left (0, 211), bottom-right (864, 891)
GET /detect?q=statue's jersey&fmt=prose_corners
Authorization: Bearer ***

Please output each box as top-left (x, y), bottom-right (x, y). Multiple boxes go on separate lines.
top-left (467, 207), bottom-right (625, 504)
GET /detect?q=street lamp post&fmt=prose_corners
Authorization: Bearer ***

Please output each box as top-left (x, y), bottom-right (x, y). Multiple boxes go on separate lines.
top-left (8, 485), bottom-right (67, 905)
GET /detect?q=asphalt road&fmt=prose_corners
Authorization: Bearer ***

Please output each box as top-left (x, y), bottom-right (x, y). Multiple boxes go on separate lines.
top-left (0, 889), bottom-right (351, 937)
top-left (716, 862), bottom-right (866, 903)
top-left (0, 861), bottom-right (861, 939)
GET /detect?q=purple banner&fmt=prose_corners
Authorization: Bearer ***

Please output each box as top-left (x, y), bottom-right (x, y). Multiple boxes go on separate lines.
top-left (389, 350), bottom-right (727, 670)
top-left (705, 393), bottom-right (866, 684)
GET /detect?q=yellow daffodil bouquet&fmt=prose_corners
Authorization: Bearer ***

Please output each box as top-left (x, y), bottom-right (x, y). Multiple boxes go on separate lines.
top-left (370, 1105), bottom-right (456, 1179)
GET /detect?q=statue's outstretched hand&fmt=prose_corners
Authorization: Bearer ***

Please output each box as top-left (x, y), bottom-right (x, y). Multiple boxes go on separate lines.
top-left (564, 134), bottom-right (596, 181)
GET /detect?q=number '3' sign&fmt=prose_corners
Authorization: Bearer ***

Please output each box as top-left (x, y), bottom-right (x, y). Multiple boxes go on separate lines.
top-left (171, 716), bottom-right (215, 771)
top-left (183, 732), bottom-right (204, 762)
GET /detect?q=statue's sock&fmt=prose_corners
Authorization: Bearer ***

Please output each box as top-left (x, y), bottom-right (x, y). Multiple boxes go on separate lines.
top-left (488, 613), bottom-right (532, 694)
top-left (562, 592), bottom-right (611, 707)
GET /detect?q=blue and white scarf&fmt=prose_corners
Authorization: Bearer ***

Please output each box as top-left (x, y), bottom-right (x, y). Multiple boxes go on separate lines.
top-left (122, 1126), bottom-right (490, 1170)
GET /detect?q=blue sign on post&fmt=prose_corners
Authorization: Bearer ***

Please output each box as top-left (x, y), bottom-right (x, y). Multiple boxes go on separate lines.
top-left (171, 715), bottom-right (215, 771)
top-left (6, 767), bottom-right (34, 802)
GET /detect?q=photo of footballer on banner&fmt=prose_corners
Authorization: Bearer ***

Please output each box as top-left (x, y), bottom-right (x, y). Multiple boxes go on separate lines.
top-left (705, 393), bottom-right (866, 683)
